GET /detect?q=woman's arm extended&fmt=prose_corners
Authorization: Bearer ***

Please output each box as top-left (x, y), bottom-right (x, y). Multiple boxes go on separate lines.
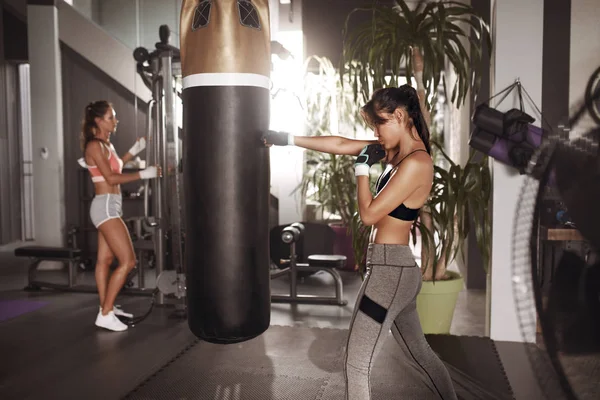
top-left (263, 130), bottom-right (377, 156)
top-left (121, 137), bottom-right (147, 165)
top-left (295, 136), bottom-right (378, 156)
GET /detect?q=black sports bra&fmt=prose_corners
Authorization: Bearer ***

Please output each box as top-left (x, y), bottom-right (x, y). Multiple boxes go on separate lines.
top-left (375, 149), bottom-right (429, 221)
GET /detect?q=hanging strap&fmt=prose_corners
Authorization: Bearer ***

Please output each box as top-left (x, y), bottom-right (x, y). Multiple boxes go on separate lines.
top-left (486, 81), bottom-right (522, 111)
top-left (485, 79), bottom-right (555, 136)
top-left (486, 77), bottom-right (600, 141)
top-left (376, 148), bottom-right (429, 190)
top-left (518, 82), bottom-right (555, 135)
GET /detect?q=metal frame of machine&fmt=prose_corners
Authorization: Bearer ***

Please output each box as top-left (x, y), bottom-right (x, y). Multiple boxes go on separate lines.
top-left (270, 222), bottom-right (348, 306)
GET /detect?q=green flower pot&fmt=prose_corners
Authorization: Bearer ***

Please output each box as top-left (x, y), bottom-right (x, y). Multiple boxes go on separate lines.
top-left (416, 270), bottom-right (464, 334)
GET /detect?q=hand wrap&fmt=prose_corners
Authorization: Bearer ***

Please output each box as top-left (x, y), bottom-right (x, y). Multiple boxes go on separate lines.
top-left (139, 166), bottom-right (158, 179)
top-left (263, 130), bottom-right (294, 146)
top-left (128, 137), bottom-right (147, 156)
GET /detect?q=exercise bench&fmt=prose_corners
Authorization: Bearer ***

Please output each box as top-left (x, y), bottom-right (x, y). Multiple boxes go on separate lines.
top-left (270, 223), bottom-right (348, 306)
top-left (14, 245), bottom-right (156, 296)
top-left (15, 246), bottom-right (83, 292)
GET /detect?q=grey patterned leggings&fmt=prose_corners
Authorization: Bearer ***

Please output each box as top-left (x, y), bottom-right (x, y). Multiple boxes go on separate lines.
top-left (343, 244), bottom-right (457, 400)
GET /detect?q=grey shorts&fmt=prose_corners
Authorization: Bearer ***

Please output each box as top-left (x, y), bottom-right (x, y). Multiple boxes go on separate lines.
top-left (90, 194), bottom-right (123, 228)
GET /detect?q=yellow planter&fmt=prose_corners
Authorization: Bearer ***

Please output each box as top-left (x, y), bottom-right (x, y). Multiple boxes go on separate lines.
top-left (416, 271), bottom-right (464, 334)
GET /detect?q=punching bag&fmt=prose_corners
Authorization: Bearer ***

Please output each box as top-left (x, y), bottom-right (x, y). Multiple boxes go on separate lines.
top-left (180, 0), bottom-right (271, 344)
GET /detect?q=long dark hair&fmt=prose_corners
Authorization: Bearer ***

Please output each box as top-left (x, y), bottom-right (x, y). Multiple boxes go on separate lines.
top-left (360, 85), bottom-right (431, 154)
top-left (80, 100), bottom-right (111, 153)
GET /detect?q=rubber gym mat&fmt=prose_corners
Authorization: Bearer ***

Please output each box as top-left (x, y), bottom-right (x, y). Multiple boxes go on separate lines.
top-left (426, 334), bottom-right (515, 400)
top-left (124, 325), bottom-right (504, 400)
top-left (0, 294), bottom-right (196, 400)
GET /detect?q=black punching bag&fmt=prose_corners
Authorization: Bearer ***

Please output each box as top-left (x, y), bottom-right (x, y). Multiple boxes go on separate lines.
top-left (180, 0), bottom-right (271, 344)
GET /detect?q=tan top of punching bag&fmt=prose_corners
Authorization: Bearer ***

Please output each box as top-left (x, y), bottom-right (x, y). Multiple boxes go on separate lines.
top-left (180, 0), bottom-right (271, 79)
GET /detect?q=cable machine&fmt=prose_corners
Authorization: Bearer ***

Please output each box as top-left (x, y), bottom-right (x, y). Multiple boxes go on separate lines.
top-left (133, 25), bottom-right (186, 315)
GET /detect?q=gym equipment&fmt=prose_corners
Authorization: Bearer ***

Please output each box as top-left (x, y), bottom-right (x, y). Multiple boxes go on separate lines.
top-left (509, 76), bottom-right (600, 399)
top-left (469, 80), bottom-right (547, 174)
top-left (16, 243), bottom-right (156, 302)
top-left (133, 24), bottom-right (186, 315)
top-left (14, 243), bottom-right (159, 297)
top-left (180, 0), bottom-right (272, 344)
top-left (585, 65), bottom-right (600, 124)
top-left (17, 246), bottom-right (83, 292)
top-left (123, 325), bottom-right (431, 399)
top-left (270, 222), bottom-right (348, 306)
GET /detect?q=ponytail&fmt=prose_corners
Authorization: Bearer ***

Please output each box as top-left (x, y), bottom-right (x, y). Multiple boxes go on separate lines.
top-left (407, 100), bottom-right (432, 155)
top-left (80, 100), bottom-right (111, 153)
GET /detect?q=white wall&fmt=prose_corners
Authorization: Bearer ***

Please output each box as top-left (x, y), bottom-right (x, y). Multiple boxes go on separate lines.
top-left (74, 0), bottom-right (183, 51)
top-left (70, 0), bottom-right (94, 20)
top-left (27, 4), bottom-right (66, 247)
top-left (569, 0), bottom-right (600, 136)
top-left (489, 0), bottom-right (543, 343)
top-left (139, 0), bottom-right (182, 49)
top-left (58, 2), bottom-right (152, 102)
top-left (96, 0), bottom-right (140, 49)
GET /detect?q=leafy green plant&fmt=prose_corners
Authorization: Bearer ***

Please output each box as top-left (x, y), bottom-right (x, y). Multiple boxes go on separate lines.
top-left (341, 0), bottom-right (491, 111)
top-left (299, 149), bottom-right (357, 225)
top-left (412, 141), bottom-right (492, 281)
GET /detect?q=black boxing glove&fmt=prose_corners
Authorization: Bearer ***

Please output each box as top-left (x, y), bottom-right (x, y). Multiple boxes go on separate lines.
top-left (355, 144), bottom-right (385, 176)
top-left (262, 130), bottom-right (294, 146)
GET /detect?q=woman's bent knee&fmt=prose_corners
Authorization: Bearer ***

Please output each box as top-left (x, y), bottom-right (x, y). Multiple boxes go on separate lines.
top-left (124, 258), bottom-right (137, 272)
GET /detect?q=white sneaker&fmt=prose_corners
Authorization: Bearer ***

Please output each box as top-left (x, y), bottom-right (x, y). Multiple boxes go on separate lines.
top-left (99, 305), bottom-right (133, 319)
top-left (95, 310), bottom-right (128, 332)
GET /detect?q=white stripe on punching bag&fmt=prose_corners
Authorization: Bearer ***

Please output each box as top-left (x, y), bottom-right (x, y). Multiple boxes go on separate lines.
top-left (183, 73), bottom-right (271, 90)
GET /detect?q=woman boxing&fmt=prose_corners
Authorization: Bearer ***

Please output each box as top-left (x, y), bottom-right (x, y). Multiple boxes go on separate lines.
top-left (264, 85), bottom-right (457, 399)
top-left (79, 100), bottom-right (161, 332)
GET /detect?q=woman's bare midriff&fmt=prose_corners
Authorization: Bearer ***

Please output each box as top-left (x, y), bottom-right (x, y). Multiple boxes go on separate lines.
top-left (369, 215), bottom-right (414, 245)
top-left (93, 181), bottom-right (121, 196)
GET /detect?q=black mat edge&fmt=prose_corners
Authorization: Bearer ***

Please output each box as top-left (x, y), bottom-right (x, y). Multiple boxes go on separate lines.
top-left (123, 338), bottom-right (200, 399)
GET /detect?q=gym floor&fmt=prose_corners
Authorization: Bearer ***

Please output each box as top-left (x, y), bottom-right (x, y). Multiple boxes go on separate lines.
top-left (0, 243), bottom-right (485, 400)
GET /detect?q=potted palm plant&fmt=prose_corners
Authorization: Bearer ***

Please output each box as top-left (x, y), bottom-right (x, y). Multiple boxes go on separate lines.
top-left (411, 142), bottom-right (492, 333)
top-left (341, 0), bottom-right (491, 112)
top-left (341, 0), bottom-right (492, 332)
